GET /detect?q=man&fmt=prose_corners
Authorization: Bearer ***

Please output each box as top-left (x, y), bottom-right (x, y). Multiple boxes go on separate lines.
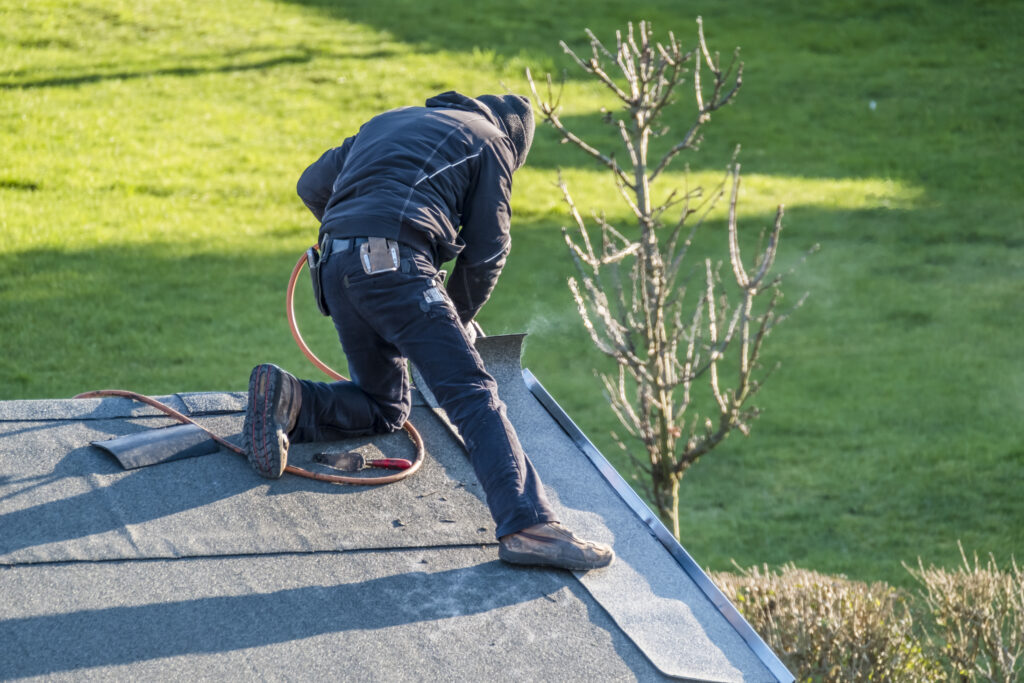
top-left (242, 91), bottom-right (613, 571)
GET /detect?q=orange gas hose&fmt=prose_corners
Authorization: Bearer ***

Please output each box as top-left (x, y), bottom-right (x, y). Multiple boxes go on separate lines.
top-left (73, 250), bottom-right (425, 486)
top-left (283, 249), bottom-right (425, 484)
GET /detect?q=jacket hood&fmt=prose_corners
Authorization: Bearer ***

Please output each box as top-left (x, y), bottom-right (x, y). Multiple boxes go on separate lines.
top-left (425, 91), bottom-right (534, 169)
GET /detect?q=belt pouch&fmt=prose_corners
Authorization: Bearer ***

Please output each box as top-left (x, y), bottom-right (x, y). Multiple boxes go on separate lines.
top-left (306, 246), bottom-right (330, 316)
top-left (360, 237), bottom-right (400, 275)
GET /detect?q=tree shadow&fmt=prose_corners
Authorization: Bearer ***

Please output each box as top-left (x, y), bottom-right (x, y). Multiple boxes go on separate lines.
top-left (1, 43), bottom-right (397, 90)
top-left (268, 0), bottom-right (1016, 204)
top-left (2, 51), bottom-right (312, 91)
top-left (0, 240), bottom-right (337, 397)
top-left (273, 0), bottom-right (687, 60)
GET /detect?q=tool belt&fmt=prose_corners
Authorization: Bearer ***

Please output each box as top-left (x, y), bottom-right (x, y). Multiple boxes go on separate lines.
top-left (307, 235), bottom-right (401, 316)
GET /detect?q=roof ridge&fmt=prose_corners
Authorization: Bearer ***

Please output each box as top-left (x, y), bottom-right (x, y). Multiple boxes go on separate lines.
top-left (0, 391), bottom-right (246, 422)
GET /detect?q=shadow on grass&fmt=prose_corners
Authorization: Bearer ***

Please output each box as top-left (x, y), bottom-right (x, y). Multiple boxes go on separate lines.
top-left (2, 51), bottom-right (313, 90)
top-left (273, 0), bottom-right (686, 59)
top-left (1, 43), bottom-right (397, 90)
top-left (0, 199), bottom-right (1001, 393)
top-left (270, 0), bottom-right (1019, 200)
top-left (0, 241), bottom-right (337, 397)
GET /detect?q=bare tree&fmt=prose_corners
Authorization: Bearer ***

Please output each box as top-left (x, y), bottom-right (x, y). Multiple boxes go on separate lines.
top-left (527, 20), bottom-right (811, 538)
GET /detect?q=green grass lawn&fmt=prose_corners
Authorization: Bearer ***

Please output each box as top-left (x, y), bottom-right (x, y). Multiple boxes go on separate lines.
top-left (2, 0), bottom-right (1021, 587)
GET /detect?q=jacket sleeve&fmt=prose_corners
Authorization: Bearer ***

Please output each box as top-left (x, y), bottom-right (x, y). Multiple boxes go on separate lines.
top-left (446, 139), bottom-right (515, 326)
top-left (296, 137), bottom-right (355, 221)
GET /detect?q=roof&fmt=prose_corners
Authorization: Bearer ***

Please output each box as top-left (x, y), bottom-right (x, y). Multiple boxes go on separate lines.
top-left (0, 334), bottom-right (792, 682)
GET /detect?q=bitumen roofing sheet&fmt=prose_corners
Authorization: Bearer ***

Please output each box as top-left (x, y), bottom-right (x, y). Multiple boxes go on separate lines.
top-left (0, 335), bottom-right (790, 682)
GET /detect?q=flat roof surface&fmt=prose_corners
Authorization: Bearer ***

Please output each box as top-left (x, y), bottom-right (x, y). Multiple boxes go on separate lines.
top-left (0, 335), bottom-right (790, 681)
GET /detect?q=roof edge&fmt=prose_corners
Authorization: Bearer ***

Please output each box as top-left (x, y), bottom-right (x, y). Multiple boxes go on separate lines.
top-left (0, 391), bottom-right (246, 423)
top-left (523, 368), bottom-right (795, 683)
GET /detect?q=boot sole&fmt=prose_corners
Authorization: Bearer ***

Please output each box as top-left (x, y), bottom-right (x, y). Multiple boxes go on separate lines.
top-left (242, 364), bottom-right (289, 479)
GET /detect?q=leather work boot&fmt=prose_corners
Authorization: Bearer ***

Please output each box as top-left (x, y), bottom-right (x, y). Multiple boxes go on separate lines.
top-left (242, 363), bottom-right (302, 479)
top-left (499, 522), bottom-right (615, 571)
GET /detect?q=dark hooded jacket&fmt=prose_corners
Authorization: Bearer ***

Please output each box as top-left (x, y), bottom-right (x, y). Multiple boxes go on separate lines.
top-left (296, 91), bottom-right (534, 325)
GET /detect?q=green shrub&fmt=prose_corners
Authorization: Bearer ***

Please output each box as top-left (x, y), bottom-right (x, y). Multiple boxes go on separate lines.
top-left (905, 547), bottom-right (1024, 682)
top-left (713, 564), bottom-right (936, 682)
top-left (714, 555), bottom-right (1024, 682)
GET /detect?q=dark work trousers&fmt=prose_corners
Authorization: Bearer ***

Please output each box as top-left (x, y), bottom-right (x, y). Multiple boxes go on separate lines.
top-left (290, 240), bottom-right (556, 538)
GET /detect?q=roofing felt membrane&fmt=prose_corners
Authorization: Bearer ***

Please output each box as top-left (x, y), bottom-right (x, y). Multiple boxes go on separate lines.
top-left (0, 334), bottom-right (791, 682)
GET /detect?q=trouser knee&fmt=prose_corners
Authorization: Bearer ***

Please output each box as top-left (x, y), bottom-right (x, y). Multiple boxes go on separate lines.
top-left (374, 395), bottom-right (412, 433)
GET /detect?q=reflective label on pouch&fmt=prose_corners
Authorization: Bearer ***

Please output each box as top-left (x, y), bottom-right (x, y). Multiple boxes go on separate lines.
top-left (423, 286), bottom-right (445, 304)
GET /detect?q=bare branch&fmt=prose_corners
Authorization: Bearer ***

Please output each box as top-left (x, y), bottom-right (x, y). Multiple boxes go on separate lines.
top-left (647, 19), bottom-right (742, 182)
top-left (601, 366), bottom-right (643, 436)
top-left (584, 28), bottom-right (616, 61)
top-left (726, 162), bottom-right (750, 289)
top-left (567, 277), bottom-right (618, 358)
top-left (557, 175), bottom-right (597, 262)
top-left (748, 205), bottom-right (784, 289)
top-left (560, 37), bottom-right (631, 103)
top-left (526, 69), bottom-right (636, 190)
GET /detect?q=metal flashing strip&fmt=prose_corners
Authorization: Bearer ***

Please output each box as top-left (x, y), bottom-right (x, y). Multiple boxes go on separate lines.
top-left (523, 369), bottom-right (795, 683)
top-left (91, 422), bottom-right (220, 470)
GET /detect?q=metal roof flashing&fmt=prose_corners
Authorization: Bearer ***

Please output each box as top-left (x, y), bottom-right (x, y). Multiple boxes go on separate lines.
top-left (523, 369), bottom-right (793, 683)
top-left (0, 334), bottom-right (792, 682)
